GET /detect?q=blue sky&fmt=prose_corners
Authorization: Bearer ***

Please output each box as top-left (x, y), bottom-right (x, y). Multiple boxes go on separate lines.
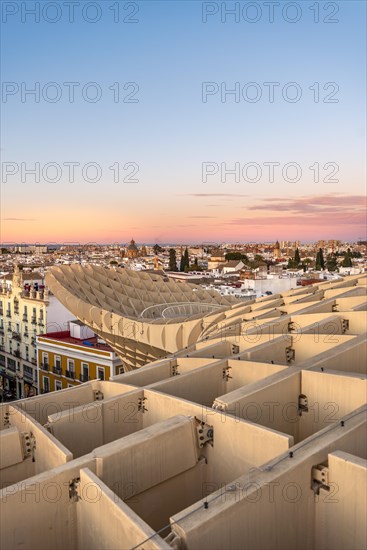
top-left (1, 1), bottom-right (366, 243)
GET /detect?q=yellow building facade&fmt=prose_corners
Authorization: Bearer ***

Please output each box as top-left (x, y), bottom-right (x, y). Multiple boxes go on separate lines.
top-left (37, 320), bottom-right (123, 393)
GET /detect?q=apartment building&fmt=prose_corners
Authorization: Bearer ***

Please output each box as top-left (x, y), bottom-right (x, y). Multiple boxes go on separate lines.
top-left (37, 320), bottom-right (123, 393)
top-left (0, 266), bottom-right (74, 398)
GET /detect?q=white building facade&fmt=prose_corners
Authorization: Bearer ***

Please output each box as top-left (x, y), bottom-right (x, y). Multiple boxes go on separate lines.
top-left (0, 266), bottom-right (74, 399)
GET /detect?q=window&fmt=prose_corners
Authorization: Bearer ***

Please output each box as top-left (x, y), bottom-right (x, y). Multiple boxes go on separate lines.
top-left (55, 380), bottom-right (62, 391)
top-left (42, 352), bottom-right (48, 366)
top-left (67, 359), bottom-right (75, 371)
top-left (66, 359), bottom-right (75, 379)
top-left (81, 362), bottom-right (89, 382)
top-left (55, 356), bottom-right (61, 369)
top-left (43, 376), bottom-right (50, 392)
top-left (7, 358), bottom-right (16, 371)
top-left (97, 366), bottom-right (105, 381)
top-left (119, 366), bottom-right (125, 374)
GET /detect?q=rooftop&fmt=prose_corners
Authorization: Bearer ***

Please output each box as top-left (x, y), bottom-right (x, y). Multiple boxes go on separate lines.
top-left (39, 330), bottom-right (114, 352)
top-left (1, 274), bottom-right (366, 550)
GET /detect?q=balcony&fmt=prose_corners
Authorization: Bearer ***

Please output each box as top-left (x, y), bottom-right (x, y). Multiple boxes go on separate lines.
top-left (22, 315), bottom-right (28, 322)
top-left (0, 309), bottom-right (3, 316)
top-left (24, 371), bottom-right (33, 382)
top-left (12, 332), bottom-right (21, 342)
top-left (14, 309), bottom-right (19, 316)
top-left (13, 350), bottom-right (21, 358)
top-left (0, 345), bottom-right (5, 351)
top-left (0, 327), bottom-right (4, 335)
top-left (6, 312), bottom-right (11, 318)
top-left (31, 358), bottom-right (37, 365)
top-left (53, 366), bottom-right (62, 376)
top-left (23, 332), bottom-right (29, 339)
top-left (31, 317), bottom-right (37, 325)
top-left (79, 373), bottom-right (90, 382)
top-left (41, 362), bottom-right (49, 371)
top-left (31, 338), bottom-right (36, 347)
top-left (65, 369), bottom-right (76, 380)
top-left (7, 363), bottom-right (16, 372)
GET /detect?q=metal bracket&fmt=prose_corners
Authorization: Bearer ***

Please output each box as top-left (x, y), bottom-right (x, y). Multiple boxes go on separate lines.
top-left (298, 394), bottom-right (308, 415)
top-left (138, 397), bottom-right (148, 413)
top-left (232, 344), bottom-right (239, 354)
top-left (332, 304), bottom-right (339, 312)
top-left (164, 532), bottom-right (181, 549)
top-left (171, 364), bottom-right (180, 376)
top-left (312, 464), bottom-right (330, 494)
top-left (3, 412), bottom-right (10, 428)
top-left (93, 390), bottom-right (104, 401)
top-left (69, 477), bottom-right (81, 502)
top-left (285, 347), bottom-right (295, 363)
top-left (195, 419), bottom-right (214, 448)
top-left (223, 366), bottom-right (232, 381)
top-left (21, 432), bottom-right (36, 460)
top-left (288, 322), bottom-right (296, 333)
top-left (341, 319), bottom-right (349, 334)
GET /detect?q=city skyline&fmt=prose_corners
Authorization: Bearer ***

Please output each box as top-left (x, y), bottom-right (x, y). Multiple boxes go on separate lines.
top-left (2, 189), bottom-right (366, 244)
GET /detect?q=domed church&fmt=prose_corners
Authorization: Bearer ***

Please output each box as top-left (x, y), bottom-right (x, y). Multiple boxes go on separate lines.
top-left (126, 238), bottom-right (139, 259)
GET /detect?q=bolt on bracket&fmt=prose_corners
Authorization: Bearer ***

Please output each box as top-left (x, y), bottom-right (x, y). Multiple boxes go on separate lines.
top-left (195, 418), bottom-right (214, 448)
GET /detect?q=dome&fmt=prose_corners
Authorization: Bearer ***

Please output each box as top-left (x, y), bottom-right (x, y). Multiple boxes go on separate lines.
top-left (127, 239), bottom-right (138, 251)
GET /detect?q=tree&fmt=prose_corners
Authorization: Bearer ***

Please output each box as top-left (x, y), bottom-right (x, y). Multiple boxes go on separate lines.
top-left (180, 248), bottom-right (190, 272)
top-left (184, 248), bottom-right (189, 270)
top-left (153, 244), bottom-right (162, 255)
top-left (316, 248), bottom-right (325, 270)
top-left (179, 254), bottom-right (185, 272)
top-left (287, 259), bottom-right (298, 269)
top-left (294, 248), bottom-right (301, 265)
top-left (225, 252), bottom-right (248, 261)
top-left (341, 251), bottom-right (353, 268)
top-left (326, 254), bottom-right (338, 272)
top-left (168, 249), bottom-right (178, 271)
top-left (301, 257), bottom-right (312, 272)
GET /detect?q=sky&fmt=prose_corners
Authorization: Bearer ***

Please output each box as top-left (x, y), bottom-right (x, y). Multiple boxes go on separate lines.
top-left (1, 0), bottom-right (366, 245)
